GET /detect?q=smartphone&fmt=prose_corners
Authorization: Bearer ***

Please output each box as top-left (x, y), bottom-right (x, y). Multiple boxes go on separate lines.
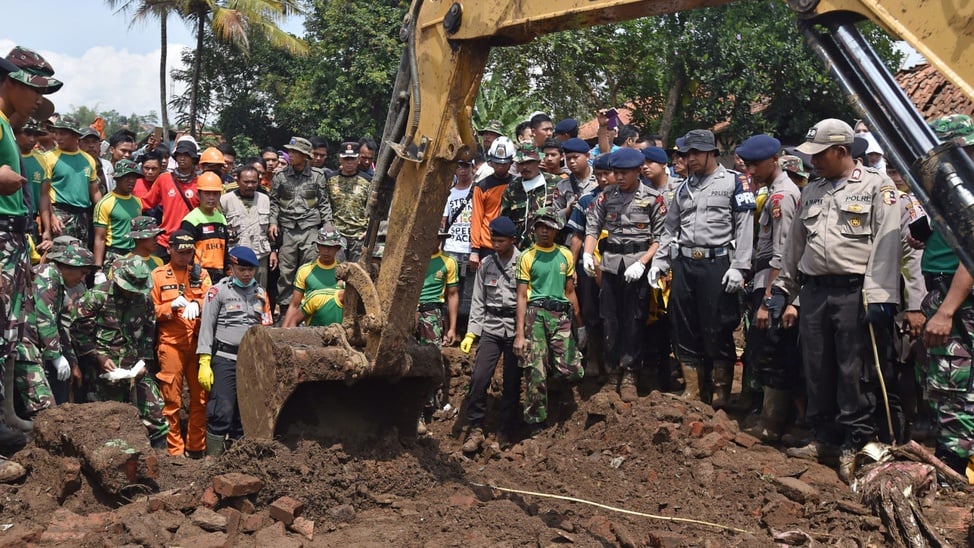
top-left (151, 126), bottom-right (163, 141)
top-left (606, 108), bottom-right (620, 130)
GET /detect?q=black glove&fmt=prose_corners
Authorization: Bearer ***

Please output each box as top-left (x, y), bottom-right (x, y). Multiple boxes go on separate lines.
top-left (765, 287), bottom-right (787, 321)
top-left (866, 302), bottom-right (896, 326)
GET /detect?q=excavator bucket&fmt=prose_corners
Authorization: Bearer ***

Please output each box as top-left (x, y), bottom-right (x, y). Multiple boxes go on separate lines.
top-left (236, 324), bottom-right (445, 443)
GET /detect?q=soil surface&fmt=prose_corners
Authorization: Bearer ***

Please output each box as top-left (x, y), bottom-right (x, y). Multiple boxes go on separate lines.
top-left (1, 347), bottom-right (971, 546)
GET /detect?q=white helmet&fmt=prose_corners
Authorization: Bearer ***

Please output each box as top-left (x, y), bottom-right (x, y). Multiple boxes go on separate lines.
top-left (488, 136), bottom-right (515, 164)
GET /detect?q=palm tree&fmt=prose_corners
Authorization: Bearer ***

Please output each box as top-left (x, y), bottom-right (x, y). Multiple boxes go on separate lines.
top-left (106, 0), bottom-right (183, 140)
top-left (183, 0), bottom-right (308, 137)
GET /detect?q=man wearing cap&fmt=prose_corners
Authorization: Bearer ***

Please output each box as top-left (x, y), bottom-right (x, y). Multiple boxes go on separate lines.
top-left (32, 236), bottom-right (92, 404)
top-left (281, 225), bottom-right (345, 328)
top-left (197, 246), bottom-right (273, 456)
top-left (460, 215), bottom-right (522, 452)
top-left (181, 172), bottom-right (229, 282)
top-left (771, 119), bottom-right (901, 481)
top-left (78, 127), bottom-right (111, 197)
top-left (126, 216), bottom-right (166, 271)
top-left (735, 134), bottom-right (801, 437)
top-left (326, 141), bottom-right (370, 261)
top-left (222, 164), bottom-right (274, 290)
top-left (470, 137), bottom-right (515, 271)
top-left (514, 207), bottom-right (583, 434)
top-left (583, 147), bottom-right (666, 401)
top-left (442, 158), bottom-right (476, 332)
top-left (268, 137), bottom-right (332, 318)
top-left (92, 159), bottom-right (144, 275)
top-left (46, 116), bottom-right (102, 246)
top-left (641, 146), bottom-right (679, 201)
top-left (152, 229), bottom-right (212, 457)
top-left (73, 256), bottom-right (169, 448)
top-left (553, 118), bottom-right (579, 142)
top-left (500, 143), bottom-right (561, 248)
top-left (477, 120), bottom-right (504, 155)
top-left (554, 138), bottom-right (597, 224)
top-left (650, 129), bottom-right (756, 407)
top-left (15, 119), bottom-right (53, 250)
top-left (779, 155), bottom-right (809, 188)
top-left (142, 138), bottom-right (200, 261)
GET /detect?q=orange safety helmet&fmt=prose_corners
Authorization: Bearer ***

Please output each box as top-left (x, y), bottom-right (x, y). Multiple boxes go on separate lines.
top-left (196, 171), bottom-right (224, 192)
top-left (199, 146), bottom-right (225, 165)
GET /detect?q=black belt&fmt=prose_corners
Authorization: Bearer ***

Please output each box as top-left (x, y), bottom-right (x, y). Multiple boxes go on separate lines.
top-left (106, 245), bottom-right (132, 254)
top-left (53, 202), bottom-right (90, 214)
top-left (215, 341), bottom-right (239, 355)
top-left (530, 298), bottom-right (571, 313)
top-left (418, 302), bottom-right (442, 312)
top-left (604, 241), bottom-right (650, 255)
top-left (802, 274), bottom-right (864, 288)
top-left (486, 305), bottom-right (516, 318)
top-left (0, 215), bottom-right (28, 233)
top-left (924, 273), bottom-right (954, 292)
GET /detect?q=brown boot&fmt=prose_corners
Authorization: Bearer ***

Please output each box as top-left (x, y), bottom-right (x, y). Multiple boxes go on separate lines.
top-left (758, 387), bottom-right (790, 441)
top-left (711, 361), bottom-right (733, 409)
top-left (462, 427), bottom-right (485, 453)
top-left (618, 370), bottom-right (638, 403)
top-left (680, 363), bottom-right (701, 401)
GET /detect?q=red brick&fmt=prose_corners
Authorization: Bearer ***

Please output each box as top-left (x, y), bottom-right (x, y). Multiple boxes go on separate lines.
top-left (200, 486), bottom-right (219, 509)
top-left (688, 421), bottom-right (705, 437)
top-left (177, 532), bottom-right (228, 548)
top-left (228, 495), bottom-right (256, 514)
top-left (289, 516), bottom-right (314, 540)
top-left (733, 432), bottom-right (761, 448)
top-left (583, 515), bottom-right (613, 541)
top-left (241, 511), bottom-right (271, 533)
top-left (691, 431), bottom-right (729, 458)
top-left (269, 496), bottom-right (305, 525)
top-left (255, 521), bottom-right (304, 548)
top-left (212, 472), bottom-right (262, 497)
top-left (774, 477), bottom-right (820, 504)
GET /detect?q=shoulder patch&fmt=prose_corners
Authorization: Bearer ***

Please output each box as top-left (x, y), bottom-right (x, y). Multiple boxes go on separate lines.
top-left (883, 189), bottom-right (897, 206)
top-left (206, 286), bottom-right (220, 302)
top-left (849, 168), bottom-right (862, 182)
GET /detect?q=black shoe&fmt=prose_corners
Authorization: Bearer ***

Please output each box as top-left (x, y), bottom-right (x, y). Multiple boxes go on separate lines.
top-left (0, 423), bottom-right (26, 453)
top-left (185, 450), bottom-right (205, 459)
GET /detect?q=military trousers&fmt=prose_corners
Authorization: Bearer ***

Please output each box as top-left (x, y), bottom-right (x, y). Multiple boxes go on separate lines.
top-left (466, 332), bottom-right (521, 433)
top-left (157, 342), bottom-right (207, 455)
top-left (206, 354), bottom-right (243, 439)
top-left (522, 306), bottom-right (583, 425)
top-left (94, 371), bottom-right (169, 444)
top-left (744, 289), bottom-right (801, 391)
top-left (600, 267), bottom-right (649, 371)
top-left (276, 225), bottom-right (319, 307)
top-left (14, 340), bottom-right (53, 417)
top-left (0, 230), bottom-right (31, 401)
top-left (668, 255), bottom-right (739, 364)
top-left (799, 280), bottom-right (877, 448)
top-left (417, 307), bottom-right (444, 349)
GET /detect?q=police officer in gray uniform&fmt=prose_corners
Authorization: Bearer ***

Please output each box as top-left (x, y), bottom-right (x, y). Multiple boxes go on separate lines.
top-left (553, 138), bottom-right (597, 224)
top-left (583, 148), bottom-right (666, 401)
top-left (649, 129), bottom-right (756, 407)
top-left (736, 134), bottom-right (801, 439)
top-left (770, 119), bottom-right (901, 482)
top-left (459, 216), bottom-right (522, 451)
top-left (196, 246), bottom-right (274, 456)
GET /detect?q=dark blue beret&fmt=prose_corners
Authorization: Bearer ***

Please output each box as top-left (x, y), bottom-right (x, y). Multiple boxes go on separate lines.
top-left (642, 146), bottom-right (668, 164)
top-left (736, 134), bottom-right (781, 162)
top-left (609, 147), bottom-right (644, 170)
top-left (229, 246), bottom-right (259, 267)
top-left (489, 216), bottom-right (517, 238)
top-left (554, 118), bottom-right (578, 134)
top-left (592, 154), bottom-right (611, 171)
top-left (562, 138), bottom-right (590, 154)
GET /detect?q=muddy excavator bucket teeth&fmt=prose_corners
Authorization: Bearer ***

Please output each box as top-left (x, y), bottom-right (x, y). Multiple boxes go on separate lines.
top-left (236, 325), bottom-right (444, 442)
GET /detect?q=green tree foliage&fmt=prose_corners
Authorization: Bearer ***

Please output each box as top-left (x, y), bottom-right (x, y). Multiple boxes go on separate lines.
top-left (67, 106), bottom-right (158, 138)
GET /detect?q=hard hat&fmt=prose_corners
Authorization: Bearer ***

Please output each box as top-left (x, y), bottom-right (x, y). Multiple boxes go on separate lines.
top-left (199, 146), bottom-right (225, 165)
top-left (196, 171), bottom-right (224, 192)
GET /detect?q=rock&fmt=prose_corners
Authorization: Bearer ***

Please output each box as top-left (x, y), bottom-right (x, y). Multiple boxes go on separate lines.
top-left (651, 424), bottom-right (676, 444)
top-left (583, 515), bottom-right (614, 541)
top-left (448, 494), bottom-right (477, 508)
top-left (611, 521), bottom-right (639, 548)
top-left (191, 506), bottom-right (228, 532)
top-left (152, 510), bottom-right (186, 533)
top-left (173, 521), bottom-right (207, 541)
top-left (200, 486), bottom-right (219, 509)
top-left (123, 513), bottom-right (173, 546)
top-left (269, 495), bottom-right (305, 525)
top-left (326, 503), bottom-right (356, 523)
top-left (39, 508), bottom-right (114, 544)
top-left (228, 495), bottom-right (256, 514)
top-left (773, 476), bottom-right (820, 504)
top-left (148, 489), bottom-right (197, 512)
top-left (711, 409), bottom-right (740, 435)
top-left (58, 457), bottom-right (82, 502)
top-left (688, 421), bottom-right (705, 438)
top-left (241, 510), bottom-right (271, 533)
top-left (177, 532), bottom-right (228, 548)
top-left (223, 507), bottom-right (242, 545)
top-left (691, 431), bottom-right (729, 458)
top-left (289, 516), bottom-right (314, 540)
top-left (733, 432), bottom-right (761, 449)
top-left (255, 521), bottom-right (304, 548)
top-left (653, 405), bottom-right (685, 423)
top-left (212, 472), bottom-right (263, 497)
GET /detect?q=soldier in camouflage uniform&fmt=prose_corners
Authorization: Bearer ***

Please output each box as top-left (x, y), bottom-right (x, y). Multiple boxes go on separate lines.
top-left (328, 142), bottom-right (371, 261)
top-left (72, 256), bottom-right (168, 448)
top-left (514, 208), bottom-right (583, 434)
top-left (268, 137), bottom-right (332, 316)
top-left (500, 143), bottom-right (561, 248)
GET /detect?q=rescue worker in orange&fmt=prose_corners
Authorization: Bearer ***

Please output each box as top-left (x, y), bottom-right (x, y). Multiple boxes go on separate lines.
top-left (151, 229), bottom-right (212, 457)
top-left (180, 172), bottom-right (229, 282)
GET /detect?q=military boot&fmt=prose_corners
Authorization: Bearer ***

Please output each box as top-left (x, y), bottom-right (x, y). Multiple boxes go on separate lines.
top-left (618, 369), bottom-right (638, 403)
top-left (680, 362), bottom-right (701, 401)
top-left (758, 387), bottom-right (790, 441)
top-left (0, 421), bottom-right (27, 453)
top-left (462, 426), bottom-right (485, 453)
top-left (711, 361), bottom-right (734, 409)
top-left (205, 432), bottom-right (226, 458)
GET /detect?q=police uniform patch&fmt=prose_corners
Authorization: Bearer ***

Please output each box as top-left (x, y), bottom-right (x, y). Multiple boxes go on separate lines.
top-left (848, 204), bottom-right (863, 213)
top-left (656, 194), bottom-right (667, 217)
top-left (883, 190), bottom-right (897, 205)
top-left (607, 213), bottom-right (617, 221)
top-left (772, 204), bottom-right (782, 219)
top-left (849, 168), bottom-right (862, 182)
top-left (206, 287), bottom-right (219, 302)
top-left (850, 216), bottom-right (862, 227)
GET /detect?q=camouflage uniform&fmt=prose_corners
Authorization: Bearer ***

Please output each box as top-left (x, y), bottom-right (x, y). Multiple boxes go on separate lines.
top-left (0, 231), bottom-right (32, 403)
top-left (326, 172), bottom-right (370, 261)
top-left (72, 258), bottom-right (168, 445)
top-left (417, 309), bottom-right (444, 348)
top-left (500, 145), bottom-right (561, 248)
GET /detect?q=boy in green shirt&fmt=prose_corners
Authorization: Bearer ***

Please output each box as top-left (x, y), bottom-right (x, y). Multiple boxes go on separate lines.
top-left (93, 159), bottom-right (143, 273)
top-left (514, 207), bottom-right (583, 435)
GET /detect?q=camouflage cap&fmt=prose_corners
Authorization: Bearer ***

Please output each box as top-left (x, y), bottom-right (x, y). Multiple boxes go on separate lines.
top-left (284, 136), bottom-right (312, 157)
top-left (51, 115), bottom-right (83, 136)
top-left (114, 158), bottom-right (141, 179)
top-left (778, 155), bottom-right (809, 178)
top-left (130, 216), bottom-right (163, 239)
top-left (532, 206), bottom-right (564, 230)
top-left (478, 119), bottom-right (505, 136)
top-left (112, 256), bottom-right (153, 293)
top-left (23, 118), bottom-right (47, 135)
top-left (929, 114), bottom-right (974, 146)
top-left (46, 235), bottom-right (84, 263)
top-left (515, 143), bottom-right (541, 164)
top-left (5, 47), bottom-right (62, 94)
top-left (316, 224), bottom-right (346, 248)
top-left (50, 244), bottom-right (96, 268)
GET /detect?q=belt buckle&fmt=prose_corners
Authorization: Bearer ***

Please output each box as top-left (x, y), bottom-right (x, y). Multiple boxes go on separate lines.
top-left (690, 248), bottom-right (704, 260)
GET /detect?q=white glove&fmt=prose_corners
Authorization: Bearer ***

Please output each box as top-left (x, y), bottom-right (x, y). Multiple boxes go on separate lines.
top-left (582, 253), bottom-right (596, 277)
top-left (170, 295), bottom-right (190, 310)
top-left (721, 268), bottom-right (744, 293)
top-left (623, 261), bottom-right (646, 283)
top-left (648, 266), bottom-right (664, 288)
top-left (181, 301), bottom-right (201, 321)
top-left (94, 271), bottom-right (108, 285)
top-left (53, 355), bottom-right (71, 381)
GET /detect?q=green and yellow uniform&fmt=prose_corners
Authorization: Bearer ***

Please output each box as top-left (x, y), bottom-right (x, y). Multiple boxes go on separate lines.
top-left (22, 149), bottom-right (48, 214)
top-left (417, 251), bottom-right (458, 347)
top-left (45, 148), bottom-right (98, 243)
top-left (294, 259), bottom-right (342, 293)
top-left (93, 192), bottom-right (142, 255)
top-left (301, 288), bottom-right (344, 326)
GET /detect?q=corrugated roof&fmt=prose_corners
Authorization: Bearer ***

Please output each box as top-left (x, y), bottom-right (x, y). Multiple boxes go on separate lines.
top-left (895, 62), bottom-right (974, 121)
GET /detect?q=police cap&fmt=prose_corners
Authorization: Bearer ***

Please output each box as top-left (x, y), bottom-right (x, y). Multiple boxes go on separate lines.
top-left (735, 134), bottom-right (781, 162)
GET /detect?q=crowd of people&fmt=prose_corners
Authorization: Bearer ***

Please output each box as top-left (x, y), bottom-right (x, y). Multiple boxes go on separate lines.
top-left (0, 44), bottom-right (971, 490)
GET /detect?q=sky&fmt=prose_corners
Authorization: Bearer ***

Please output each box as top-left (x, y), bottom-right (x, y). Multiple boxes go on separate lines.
top-left (2, 1), bottom-right (304, 123)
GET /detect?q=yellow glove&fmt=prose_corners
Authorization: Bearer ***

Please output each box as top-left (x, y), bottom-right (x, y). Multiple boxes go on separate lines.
top-left (198, 354), bottom-right (214, 392)
top-left (967, 456), bottom-right (974, 485)
top-left (459, 333), bottom-right (476, 354)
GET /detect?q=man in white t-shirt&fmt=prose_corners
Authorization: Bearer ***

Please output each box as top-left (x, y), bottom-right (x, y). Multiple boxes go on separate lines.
top-left (442, 158), bottom-right (475, 332)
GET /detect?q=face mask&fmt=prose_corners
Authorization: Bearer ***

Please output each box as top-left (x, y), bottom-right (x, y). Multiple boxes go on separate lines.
top-left (232, 276), bottom-right (255, 288)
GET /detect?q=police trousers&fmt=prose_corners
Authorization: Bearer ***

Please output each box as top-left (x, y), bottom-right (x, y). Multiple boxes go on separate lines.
top-left (206, 354), bottom-right (243, 439)
top-left (466, 332), bottom-right (521, 432)
top-left (744, 289), bottom-right (801, 391)
top-left (668, 255), bottom-right (738, 364)
top-left (799, 281), bottom-right (878, 447)
top-left (600, 267), bottom-right (649, 370)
